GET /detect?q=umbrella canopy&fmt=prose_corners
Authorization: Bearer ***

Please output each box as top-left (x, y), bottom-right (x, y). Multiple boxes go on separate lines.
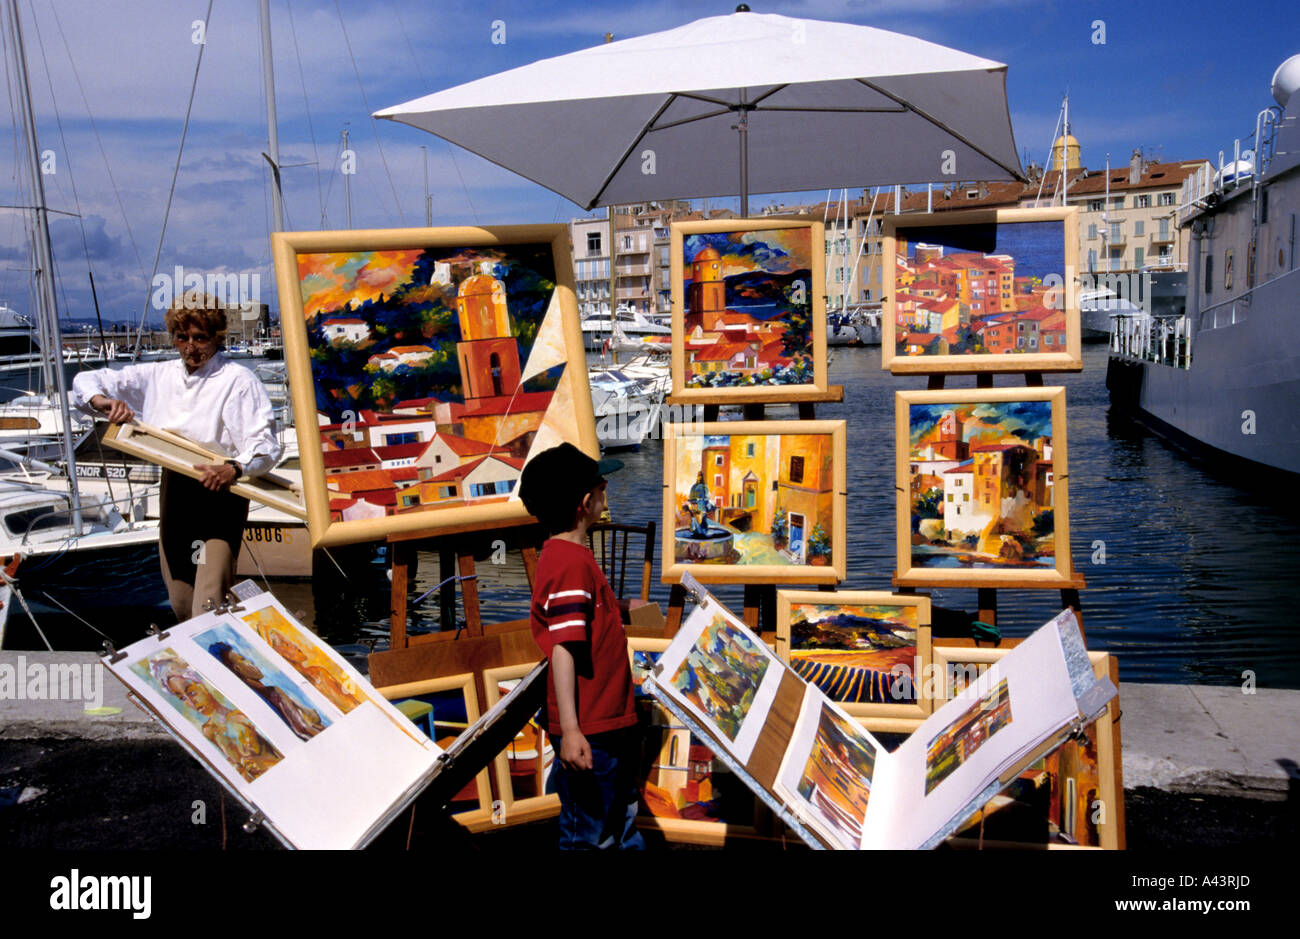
top-left (376, 10), bottom-right (1025, 211)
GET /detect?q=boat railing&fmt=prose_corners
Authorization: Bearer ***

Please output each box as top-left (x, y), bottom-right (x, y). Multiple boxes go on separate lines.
top-left (1109, 312), bottom-right (1193, 370)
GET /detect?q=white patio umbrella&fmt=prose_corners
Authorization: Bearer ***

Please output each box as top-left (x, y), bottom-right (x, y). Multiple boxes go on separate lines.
top-left (375, 9), bottom-right (1025, 214)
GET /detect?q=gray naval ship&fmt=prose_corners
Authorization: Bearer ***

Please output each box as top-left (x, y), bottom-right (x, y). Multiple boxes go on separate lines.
top-left (1107, 54), bottom-right (1300, 475)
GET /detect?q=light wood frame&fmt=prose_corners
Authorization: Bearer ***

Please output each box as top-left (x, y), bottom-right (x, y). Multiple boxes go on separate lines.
top-left (894, 387), bottom-right (1073, 588)
top-left (629, 638), bottom-right (762, 845)
top-left (482, 662), bottom-right (560, 824)
top-left (662, 420), bottom-right (847, 585)
top-left (103, 421), bottom-right (305, 518)
top-left (375, 673), bottom-right (494, 826)
top-left (775, 590), bottom-right (933, 720)
top-left (881, 207), bottom-right (1081, 374)
top-left (670, 218), bottom-right (828, 403)
top-left (931, 646), bottom-right (1121, 849)
top-left (272, 224), bottom-right (598, 548)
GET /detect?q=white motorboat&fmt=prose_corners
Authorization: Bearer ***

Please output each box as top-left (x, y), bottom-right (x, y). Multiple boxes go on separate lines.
top-left (588, 354), bottom-right (672, 451)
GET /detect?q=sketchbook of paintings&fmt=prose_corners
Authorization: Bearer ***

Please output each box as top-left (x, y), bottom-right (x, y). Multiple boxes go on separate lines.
top-left (102, 586), bottom-right (533, 850)
top-left (649, 581), bottom-right (1113, 849)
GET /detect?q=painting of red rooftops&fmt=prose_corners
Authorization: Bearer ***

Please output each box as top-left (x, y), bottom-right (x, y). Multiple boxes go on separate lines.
top-left (273, 225), bottom-right (597, 547)
top-left (881, 207), bottom-right (1081, 374)
top-left (671, 219), bottom-right (828, 403)
top-left (895, 388), bottom-right (1075, 587)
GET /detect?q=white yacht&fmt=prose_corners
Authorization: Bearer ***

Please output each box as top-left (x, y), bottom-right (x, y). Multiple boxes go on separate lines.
top-left (1106, 54), bottom-right (1300, 476)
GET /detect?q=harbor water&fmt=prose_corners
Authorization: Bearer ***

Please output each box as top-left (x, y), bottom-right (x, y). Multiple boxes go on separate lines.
top-left (12, 344), bottom-right (1300, 689)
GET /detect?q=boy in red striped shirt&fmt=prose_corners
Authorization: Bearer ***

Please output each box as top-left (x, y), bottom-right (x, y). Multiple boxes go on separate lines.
top-left (519, 443), bottom-right (643, 850)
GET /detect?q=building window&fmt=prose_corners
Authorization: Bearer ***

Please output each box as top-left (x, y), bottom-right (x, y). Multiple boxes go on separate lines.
top-left (1158, 192), bottom-right (1176, 206)
top-left (746, 442), bottom-right (755, 457)
top-left (715, 454), bottom-right (723, 466)
top-left (1136, 194), bottom-right (1151, 208)
top-left (1112, 196), bottom-right (1125, 209)
top-left (1087, 248), bottom-right (1097, 272)
top-left (789, 456), bottom-right (804, 484)
top-left (1205, 254), bottom-right (1213, 294)
top-left (1087, 224), bottom-right (1097, 240)
top-left (1135, 247), bottom-right (1145, 268)
top-left (1088, 199), bottom-right (1104, 211)
top-left (587, 232), bottom-right (601, 254)
top-left (1134, 220), bottom-right (1145, 236)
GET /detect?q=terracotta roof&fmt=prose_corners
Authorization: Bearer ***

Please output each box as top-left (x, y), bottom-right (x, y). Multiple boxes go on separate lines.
top-left (461, 391), bottom-right (552, 417)
top-left (1065, 160), bottom-right (1207, 195)
top-left (322, 448), bottom-right (380, 469)
top-left (326, 470), bottom-right (398, 493)
top-left (439, 434), bottom-right (495, 456)
top-left (388, 345), bottom-right (435, 354)
top-left (373, 442), bottom-right (428, 461)
top-left (323, 317), bottom-right (367, 326)
top-left (389, 467), bottom-right (420, 482)
top-left (1015, 306), bottom-right (1058, 322)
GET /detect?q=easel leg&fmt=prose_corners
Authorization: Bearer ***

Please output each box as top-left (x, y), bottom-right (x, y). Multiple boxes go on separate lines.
top-left (390, 541), bottom-right (416, 650)
top-left (439, 544), bottom-right (456, 631)
top-left (458, 549), bottom-right (483, 638)
top-left (976, 588), bottom-right (997, 643)
top-left (742, 585), bottom-right (761, 631)
top-left (665, 583), bottom-right (688, 638)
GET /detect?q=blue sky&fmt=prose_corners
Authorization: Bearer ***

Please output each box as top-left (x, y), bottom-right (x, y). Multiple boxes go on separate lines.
top-left (1, 0), bottom-right (1295, 327)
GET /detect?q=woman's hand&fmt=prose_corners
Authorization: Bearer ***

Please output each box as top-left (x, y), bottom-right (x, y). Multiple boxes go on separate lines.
top-left (90, 395), bottom-right (133, 424)
top-left (195, 462), bottom-right (238, 491)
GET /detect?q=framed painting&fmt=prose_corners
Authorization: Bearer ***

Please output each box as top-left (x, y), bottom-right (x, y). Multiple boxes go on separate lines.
top-left (374, 672), bottom-right (495, 826)
top-left (881, 207), bottom-right (1081, 374)
top-left (933, 646), bottom-right (1121, 849)
top-left (271, 224), bottom-right (598, 548)
top-left (482, 663), bottom-right (559, 824)
top-left (670, 219), bottom-right (828, 402)
top-left (662, 420), bottom-right (847, 585)
top-left (775, 590), bottom-right (933, 720)
top-left (629, 638), bottom-right (760, 844)
top-left (895, 388), bottom-right (1074, 587)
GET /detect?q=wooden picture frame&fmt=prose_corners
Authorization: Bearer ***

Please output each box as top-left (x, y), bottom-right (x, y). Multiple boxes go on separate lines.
top-left (481, 662), bottom-right (560, 824)
top-left (271, 224), bottom-right (598, 548)
top-left (881, 207), bottom-right (1081, 374)
top-left (931, 645), bottom-right (1121, 849)
top-left (662, 420), bottom-right (847, 585)
top-left (775, 590), bottom-right (933, 720)
top-left (629, 637), bottom-right (762, 845)
top-left (895, 387), bottom-right (1074, 588)
top-left (671, 218), bottom-right (828, 403)
top-left (375, 673), bottom-right (494, 826)
top-left (103, 421), bottom-right (305, 519)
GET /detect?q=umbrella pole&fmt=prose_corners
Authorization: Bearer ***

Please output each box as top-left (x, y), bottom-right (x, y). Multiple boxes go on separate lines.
top-left (737, 91), bottom-right (750, 218)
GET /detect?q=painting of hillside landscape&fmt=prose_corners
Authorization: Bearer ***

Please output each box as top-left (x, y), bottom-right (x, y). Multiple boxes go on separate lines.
top-left (678, 224), bottom-right (816, 389)
top-left (668, 613), bottom-right (771, 744)
top-left (295, 239), bottom-right (572, 526)
top-left (787, 601), bottom-right (919, 705)
top-left (925, 678), bottom-right (1013, 794)
top-left (906, 398), bottom-right (1057, 570)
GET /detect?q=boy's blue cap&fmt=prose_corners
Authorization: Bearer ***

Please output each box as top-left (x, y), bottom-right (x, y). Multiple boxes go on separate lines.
top-left (519, 443), bottom-right (621, 520)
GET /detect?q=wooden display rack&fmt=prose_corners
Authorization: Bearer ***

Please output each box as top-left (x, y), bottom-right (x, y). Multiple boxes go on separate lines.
top-left (661, 386), bottom-right (845, 638)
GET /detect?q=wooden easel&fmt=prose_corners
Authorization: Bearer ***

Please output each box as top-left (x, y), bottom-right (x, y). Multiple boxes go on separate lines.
top-left (898, 371), bottom-right (1087, 642)
top-left (661, 386), bottom-right (845, 639)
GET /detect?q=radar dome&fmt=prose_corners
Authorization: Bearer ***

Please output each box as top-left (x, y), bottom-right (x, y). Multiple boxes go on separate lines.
top-left (1272, 54), bottom-right (1300, 107)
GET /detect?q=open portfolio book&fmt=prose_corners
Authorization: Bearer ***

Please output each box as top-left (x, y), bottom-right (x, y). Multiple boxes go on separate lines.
top-left (101, 582), bottom-right (542, 849)
top-left (646, 573), bottom-right (1116, 850)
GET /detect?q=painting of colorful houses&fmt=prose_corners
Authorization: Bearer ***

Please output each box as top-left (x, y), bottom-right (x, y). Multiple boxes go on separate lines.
top-left (671, 219), bottom-right (827, 401)
top-left (663, 421), bottom-right (846, 584)
top-left (788, 698), bottom-right (878, 849)
top-left (881, 208), bottom-right (1080, 373)
top-left (777, 590), bottom-right (932, 718)
top-left (274, 226), bottom-right (596, 546)
top-left (895, 388), bottom-right (1073, 586)
top-left (924, 677), bottom-right (1013, 794)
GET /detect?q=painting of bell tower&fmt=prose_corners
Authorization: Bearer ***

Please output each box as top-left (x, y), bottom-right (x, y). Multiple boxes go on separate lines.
top-left (456, 261), bottom-right (522, 402)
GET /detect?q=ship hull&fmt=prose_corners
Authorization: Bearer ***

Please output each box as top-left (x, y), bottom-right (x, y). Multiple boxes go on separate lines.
top-left (1106, 273), bottom-right (1300, 475)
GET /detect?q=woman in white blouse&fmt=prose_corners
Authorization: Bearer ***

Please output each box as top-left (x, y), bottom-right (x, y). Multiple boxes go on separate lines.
top-left (72, 294), bottom-right (282, 621)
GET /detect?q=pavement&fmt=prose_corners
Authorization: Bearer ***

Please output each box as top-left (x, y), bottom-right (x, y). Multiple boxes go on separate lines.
top-left (1, 651), bottom-right (1297, 849)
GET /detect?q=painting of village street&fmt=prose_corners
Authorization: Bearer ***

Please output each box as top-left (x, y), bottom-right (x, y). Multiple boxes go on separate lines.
top-left (890, 217), bottom-right (1070, 361)
top-left (792, 701), bottom-right (877, 848)
top-left (296, 242), bottom-right (567, 525)
top-left (668, 613), bottom-right (772, 744)
top-left (679, 225), bottom-right (816, 389)
top-left (925, 678), bottom-right (1013, 794)
top-left (669, 428), bottom-right (838, 572)
top-left (905, 399), bottom-right (1058, 570)
top-left (787, 601), bottom-right (919, 705)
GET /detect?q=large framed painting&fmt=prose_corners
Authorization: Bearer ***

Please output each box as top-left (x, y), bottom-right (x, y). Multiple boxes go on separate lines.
top-left (895, 388), bottom-right (1074, 587)
top-left (775, 590), bottom-right (933, 720)
top-left (272, 225), bottom-right (598, 548)
top-left (670, 219), bottom-right (828, 402)
top-left (662, 420), bottom-right (847, 585)
top-left (933, 646), bottom-right (1121, 849)
top-left (881, 207), bottom-right (1081, 374)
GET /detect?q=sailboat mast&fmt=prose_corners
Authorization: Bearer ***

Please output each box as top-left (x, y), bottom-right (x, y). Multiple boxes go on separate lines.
top-left (4, 0), bottom-right (84, 533)
top-left (260, 0), bottom-right (284, 233)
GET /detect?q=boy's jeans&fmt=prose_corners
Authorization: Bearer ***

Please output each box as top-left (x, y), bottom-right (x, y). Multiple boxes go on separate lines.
top-left (547, 726), bottom-right (645, 850)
